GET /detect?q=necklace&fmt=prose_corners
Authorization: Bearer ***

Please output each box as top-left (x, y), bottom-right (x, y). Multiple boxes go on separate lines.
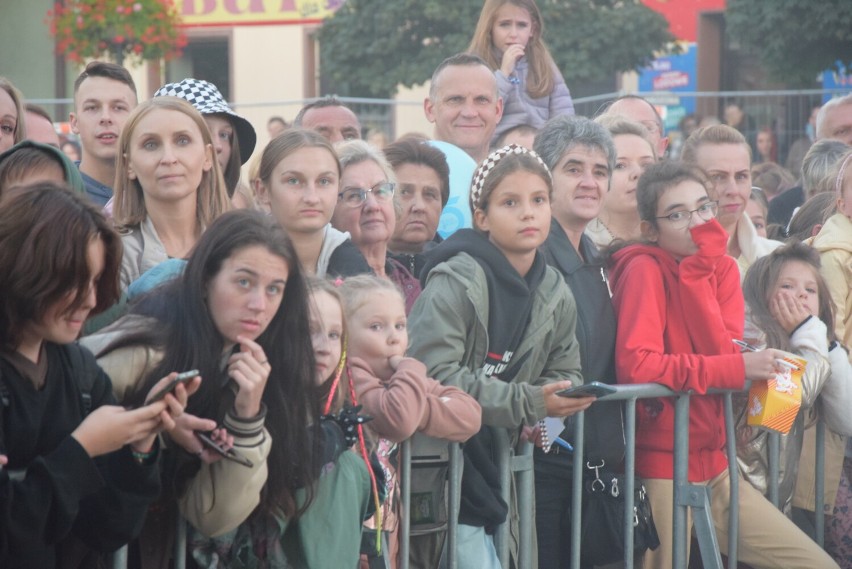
top-left (594, 217), bottom-right (617, 241)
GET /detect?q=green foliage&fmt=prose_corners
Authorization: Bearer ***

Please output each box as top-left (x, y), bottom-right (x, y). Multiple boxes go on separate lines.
top-left (727, 0), bottom-right (852, 87)
top-left (319, 0), bottom-right (676, 98)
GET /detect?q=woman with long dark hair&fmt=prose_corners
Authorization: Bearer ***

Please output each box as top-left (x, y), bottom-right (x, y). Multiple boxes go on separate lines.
top-left (84, 209), bottom-right (322, 567)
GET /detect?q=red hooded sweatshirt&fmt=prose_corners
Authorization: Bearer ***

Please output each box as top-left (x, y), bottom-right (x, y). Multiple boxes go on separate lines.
top-left (609, 219), bottom-right (746, 481)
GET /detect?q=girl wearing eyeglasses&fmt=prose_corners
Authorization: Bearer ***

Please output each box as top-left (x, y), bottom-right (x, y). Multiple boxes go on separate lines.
top-left (331, 140), bottom-right (421, 313)
top-left (255, 128), bottom-right (370, 278)
top-left (608, 161), bottom-right (838, 569)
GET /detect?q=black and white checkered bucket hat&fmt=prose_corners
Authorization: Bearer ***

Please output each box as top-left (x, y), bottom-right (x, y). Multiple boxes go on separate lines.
top-left (154, 78), bottom-right (257, 164)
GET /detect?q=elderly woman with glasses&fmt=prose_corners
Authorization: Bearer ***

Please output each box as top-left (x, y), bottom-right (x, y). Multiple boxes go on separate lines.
top-left (331, 140), bottom-right (421, 312)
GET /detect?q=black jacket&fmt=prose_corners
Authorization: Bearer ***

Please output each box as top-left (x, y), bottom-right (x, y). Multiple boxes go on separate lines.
top-left (539, 220), bottom-right (624, 466)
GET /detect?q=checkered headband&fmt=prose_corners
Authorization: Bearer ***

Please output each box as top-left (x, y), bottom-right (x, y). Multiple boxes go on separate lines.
top-left (469, 144), bottom-right (552, 211)
top-left (153, 78), bottom-right (257, 163)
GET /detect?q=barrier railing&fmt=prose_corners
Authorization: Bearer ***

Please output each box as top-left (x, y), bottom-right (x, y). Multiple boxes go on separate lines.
top-left (108, 380), bottom-right (830, 569)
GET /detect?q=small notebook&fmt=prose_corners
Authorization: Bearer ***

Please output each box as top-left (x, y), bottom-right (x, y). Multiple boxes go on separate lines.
top-left (538, 416), bottom-right (566, 453)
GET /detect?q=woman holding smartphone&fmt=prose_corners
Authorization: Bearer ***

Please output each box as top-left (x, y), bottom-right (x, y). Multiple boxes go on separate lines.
top-left (0, 183), bottom-right (192, 568)
top-left (82, 209), bottom-right (321, 568)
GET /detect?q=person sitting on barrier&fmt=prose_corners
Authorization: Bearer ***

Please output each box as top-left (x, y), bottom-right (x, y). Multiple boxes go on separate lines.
top-left (608, 161), bottom-right (840, 569)
top-left (82, 210), bottom-right (322, 568)
top-left (339, 275), bottom-right (482, 569)
top-left (738, 243), bottom-right (842, 513)
top-left (407, 144), bottom-right (594, 568)
top-left (0, 183), bottom-right (192, 568)
top-left (467, 0), bottom-right (575, 145)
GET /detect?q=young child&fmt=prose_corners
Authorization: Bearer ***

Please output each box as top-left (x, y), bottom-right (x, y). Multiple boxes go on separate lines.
top-left (608, 161), bottom-right (838, 569)
top-left (467, 0), bottom-right (574, 143)
top-left (407, 145), bottom-right (593, 567)
top-left (0, 183), bottom-right (190, 567)
top-left (746, 186), bottom-right (770, 238)
top-left (259, 277), bottom-right (374, 569)
top-left (339, 275), bottom-right (482, 569)
top-left (739, 242), bottom-right (849, 514)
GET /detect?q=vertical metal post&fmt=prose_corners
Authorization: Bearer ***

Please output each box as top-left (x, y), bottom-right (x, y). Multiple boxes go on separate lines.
top-left (399, 439), bottom-right (411, 569)
top-left (570, 410), bottom-right (585, 569)
top-left (723, 393), bottom-right (738, 566)
top-left (672, 394), bottom-right (691, 569)
top-left (174, 513), bottom-right (186, 569)
top-left (495, 430), bottom-right (511, 568)
top-left (110, 545), bottom-right (128, 569)
top-left (447, 442), bottom-right (461, 569)
top-left (623, 399), bottom-right (637, 569)
top-left (516, 441), bottom-right (534, 569)
top-left (768, 431), bottom-right (780, 508)
top-left (815, 419), bottom-right (826, 546)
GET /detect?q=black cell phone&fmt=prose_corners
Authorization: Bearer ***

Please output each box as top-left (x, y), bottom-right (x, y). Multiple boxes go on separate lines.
top-left (556, 381), bottom-right (617, 399)
top-left (146, 369), bottom-right (200, 404)
top-left (195, 431), bottom-right (253, 468)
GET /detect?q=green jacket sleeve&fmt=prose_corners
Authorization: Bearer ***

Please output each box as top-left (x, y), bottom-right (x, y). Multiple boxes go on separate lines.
top-left (407, 270), bottom-right (547, 428)
top-left (536, 281), bottom-right (583, 389)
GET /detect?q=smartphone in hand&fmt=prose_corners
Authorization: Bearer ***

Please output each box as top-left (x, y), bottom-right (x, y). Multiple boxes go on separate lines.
top-left (195, 431), bottom-right (253, 468)
top-left (555, 381), bottom-right (617, 399)
top-left (146, 370), bottom-right (200, 404)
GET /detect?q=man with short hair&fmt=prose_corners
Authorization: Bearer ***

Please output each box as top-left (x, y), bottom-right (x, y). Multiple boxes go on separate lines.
top-left (816, 93), bottom-right (852, 145)
top-left (24, 104), bottom-right (60, 147)
top-left (267, 115), bottom-right (288, 139)
top-left (599, 95), bottom-right (668, 159)
top-left (768, 94), bottom-right (852, 225)
top-left (681, 124), bottom-right (781, 274)
top-left (70, 61), bottom-right (138, 206)
top-left (424, 53), bottom-right (504, 165)
top-left (293, 96), bottom-right (361, 143)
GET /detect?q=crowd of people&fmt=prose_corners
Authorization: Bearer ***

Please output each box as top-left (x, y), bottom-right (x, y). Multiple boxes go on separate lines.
top-left (1, 1), bottom-right (852, 568)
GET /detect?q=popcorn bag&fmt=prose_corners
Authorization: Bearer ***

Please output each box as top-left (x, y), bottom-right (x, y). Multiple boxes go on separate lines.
top-left (747, 352), bottom-right (806, 434)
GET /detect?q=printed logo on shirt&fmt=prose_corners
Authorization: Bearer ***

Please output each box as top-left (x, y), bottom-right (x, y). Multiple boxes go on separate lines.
top-left (483, 350), bottom-right (514, 378)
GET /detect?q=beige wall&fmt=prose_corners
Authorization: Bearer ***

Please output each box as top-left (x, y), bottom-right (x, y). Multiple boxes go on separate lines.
top-left (231, 25), bottom-right (308, 166)
top-left (394, 83), bottom-right (433, 141)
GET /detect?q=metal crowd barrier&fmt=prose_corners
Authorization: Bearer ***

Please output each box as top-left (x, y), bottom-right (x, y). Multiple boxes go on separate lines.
top-left (109, 380), bottom-right (831, 569)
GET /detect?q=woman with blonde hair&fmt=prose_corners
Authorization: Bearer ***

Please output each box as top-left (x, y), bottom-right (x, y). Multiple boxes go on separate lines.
top-left (0, 77), bottom-right (26, 152)
top-left (587, 115), bottom-right (657, 248)
top-left (113, 96), bottom-right (230, 290)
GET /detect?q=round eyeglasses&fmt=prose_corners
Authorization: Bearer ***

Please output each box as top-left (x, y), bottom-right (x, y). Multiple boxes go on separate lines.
top-left (655, 201), bottom-right (718, 229)
top-left (337, 182), bottom-right (395, 208)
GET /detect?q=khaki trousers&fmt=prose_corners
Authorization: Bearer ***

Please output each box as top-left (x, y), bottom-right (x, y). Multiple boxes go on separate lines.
top-left (642, 469), bottom-right (838, 569)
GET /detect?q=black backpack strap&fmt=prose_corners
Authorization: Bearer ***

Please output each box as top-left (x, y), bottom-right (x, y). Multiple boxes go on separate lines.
top-left (62, 343), bottom-right (98, 416)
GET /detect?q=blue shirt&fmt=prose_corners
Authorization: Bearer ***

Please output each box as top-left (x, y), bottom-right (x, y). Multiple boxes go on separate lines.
top-left (75, 161), bottom-right (113, 207)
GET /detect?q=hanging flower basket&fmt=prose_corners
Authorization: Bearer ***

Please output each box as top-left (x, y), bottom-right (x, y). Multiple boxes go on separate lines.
top-left (46, 0), bottom-right (187, 67)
